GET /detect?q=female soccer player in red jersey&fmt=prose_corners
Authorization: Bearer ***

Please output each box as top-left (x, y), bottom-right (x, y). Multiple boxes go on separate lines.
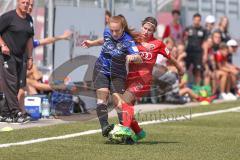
top-left (121, 17), bottom-right (184, 142)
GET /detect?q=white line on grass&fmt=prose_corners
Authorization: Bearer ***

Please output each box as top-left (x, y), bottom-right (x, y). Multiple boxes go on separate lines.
top-left (0, 106), bottom-right (239, 148)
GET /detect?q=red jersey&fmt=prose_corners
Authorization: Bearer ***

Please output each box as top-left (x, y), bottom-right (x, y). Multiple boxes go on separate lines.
top-left (163, 23), bottom-right (183, 44)
top-left (215, 51), bottom-right (227, 63)
top-left (126, 37), bottom-right (171, 97)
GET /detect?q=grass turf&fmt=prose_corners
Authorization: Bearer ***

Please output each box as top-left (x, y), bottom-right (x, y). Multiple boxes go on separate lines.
top-left (0, 100), bottom-right (239, 144)
top-left (0, 100), bottom-right (239, 160)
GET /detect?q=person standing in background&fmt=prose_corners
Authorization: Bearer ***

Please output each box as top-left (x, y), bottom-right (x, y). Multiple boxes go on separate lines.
top-left (0, 0), bottom-right (34, 123)
top-left (17, 0), bottom-right (73, 113)
top-left (215, 16), bottom-right (231, 43)
top-left (204, 15), bottom-right (216, 37)
top-left (105, 10), bottom-right (112, 27)
top-left (184, 13), bottom-right (207, 85)
top-left (163, 10), bottom-right (184, 44)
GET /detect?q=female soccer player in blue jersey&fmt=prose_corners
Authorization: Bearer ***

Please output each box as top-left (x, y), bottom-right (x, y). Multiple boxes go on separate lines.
top-left (82, 15), bottom-right (142, 137)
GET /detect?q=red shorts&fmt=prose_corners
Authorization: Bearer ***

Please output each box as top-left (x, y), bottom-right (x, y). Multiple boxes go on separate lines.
top-left (126, 73), bottom-right (152, 98)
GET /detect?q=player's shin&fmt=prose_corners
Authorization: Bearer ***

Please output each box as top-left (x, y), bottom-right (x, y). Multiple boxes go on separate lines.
top-left (122, 103), bottom-right (141, 133)
top-left (122, 103), bottom-right (134, 127)
top-left (130, 118), bottom-right (142, 134)
top-left (96, 103), bottom-right (109, 130)
top-left (116, 108), bottom-right (123, 125)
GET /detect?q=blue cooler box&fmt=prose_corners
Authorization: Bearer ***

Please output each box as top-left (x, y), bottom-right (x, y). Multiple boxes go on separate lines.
top-left (24, 96), bottom-right (42, 120)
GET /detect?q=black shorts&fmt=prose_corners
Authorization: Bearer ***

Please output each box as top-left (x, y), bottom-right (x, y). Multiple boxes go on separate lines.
top-left (0, 54), bottom-right (27, 89)
top-left (185, 52), bottom-right (202, 71)
top-left (93, 68), bottom-right (126, 94)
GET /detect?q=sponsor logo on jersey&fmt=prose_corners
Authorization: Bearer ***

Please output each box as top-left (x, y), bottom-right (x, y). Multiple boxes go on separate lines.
top-left (135, 82), bottom-right (143, 91)
top-left (149, 44), bottom-right (155, 50)
top-left (105, 41), bottom-right (115, 50)
top-left (140, 52), bottom-right (153, 60)
top-left (142, 42), bottom-right (155, 51)
top-left (117, 43), bottom-right (123, 50)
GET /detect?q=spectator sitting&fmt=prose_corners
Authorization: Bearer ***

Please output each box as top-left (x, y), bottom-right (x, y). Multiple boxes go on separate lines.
top-left (152, 37), bottom-right (186, 104)
top-left (227, 39), bottom-right (239, 63)
top-left (215, 43), bottom-right (238, 100)
top-left (17, 30), bottom-right (73, 113)
top-left (25, 64), bottom-right (52, 95)
top-left (169, 45), bottom-right (215, 103)
top-left (176, 43), bottom-right (187, 63)
top-left (154, 37), bottom-right (215, 104)
top-left (211, 30), bottom-right (222, 52)
top-left (179, 73), bottom-right (215, 103)
top-left (202, 36), bottom-right (218, 95)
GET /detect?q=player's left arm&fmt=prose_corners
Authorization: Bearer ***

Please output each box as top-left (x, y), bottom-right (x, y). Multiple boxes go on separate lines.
top-left (168, 55), bottom-right (184, 77)
top-left (126, 54), bottom-right (142, 63)
top-left (159, 42), bottom-right (184, 77)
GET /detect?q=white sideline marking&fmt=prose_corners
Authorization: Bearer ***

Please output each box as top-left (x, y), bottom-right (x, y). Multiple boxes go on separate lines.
top-left (0, 106), bottom-right (239, 148)
top-left (0, 129), bottom-right (101, 148)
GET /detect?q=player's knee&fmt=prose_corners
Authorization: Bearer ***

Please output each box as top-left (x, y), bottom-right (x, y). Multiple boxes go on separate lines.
top-left (97, 99), bottom-right (107, 105)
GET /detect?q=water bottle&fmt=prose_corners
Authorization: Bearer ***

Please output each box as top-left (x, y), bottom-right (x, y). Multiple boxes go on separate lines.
top-left (41, 98), bottom-right (50, 119)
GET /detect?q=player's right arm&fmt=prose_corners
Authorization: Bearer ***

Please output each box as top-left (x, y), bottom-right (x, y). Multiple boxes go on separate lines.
top-left (81, 28), bottom-right (113, 48)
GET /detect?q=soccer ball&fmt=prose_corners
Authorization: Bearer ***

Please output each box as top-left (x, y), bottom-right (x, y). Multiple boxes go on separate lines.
top-left (108, 124), bottom-right (134, 144)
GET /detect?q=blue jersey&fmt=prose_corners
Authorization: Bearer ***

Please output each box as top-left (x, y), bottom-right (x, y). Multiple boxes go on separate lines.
top-left (95, 28), bottom-right (138, 78)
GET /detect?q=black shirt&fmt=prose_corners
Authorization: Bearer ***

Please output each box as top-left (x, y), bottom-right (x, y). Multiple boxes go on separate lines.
top-left (0, 10), bottom-right (34, 57)
top-left (185, 25), bottom-right (207, 53)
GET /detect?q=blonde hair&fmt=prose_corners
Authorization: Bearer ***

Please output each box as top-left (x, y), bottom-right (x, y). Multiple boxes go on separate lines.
top-left (218, 16), bottom-right (229, 32)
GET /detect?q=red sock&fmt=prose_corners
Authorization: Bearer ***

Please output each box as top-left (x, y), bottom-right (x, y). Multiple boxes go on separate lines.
top-left (122, 103), bottom-right (134, 127)
top-left (196, 96), bottom-right (205, 102)
top-left (122, 103), bottom-right (142, 134)
top-left (131, 119), bottom-right (142, 134)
